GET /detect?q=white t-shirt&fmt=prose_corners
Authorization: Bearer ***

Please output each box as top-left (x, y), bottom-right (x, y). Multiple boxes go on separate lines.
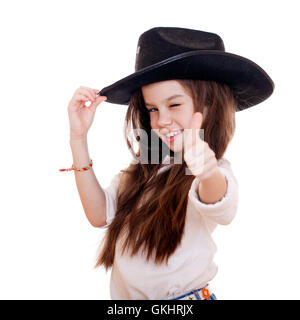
top-left (100, 156), bottom-right (239, 300)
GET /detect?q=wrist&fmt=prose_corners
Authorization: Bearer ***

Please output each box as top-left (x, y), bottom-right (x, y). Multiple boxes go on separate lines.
top-left (69, 134), bottom-right (88, 143)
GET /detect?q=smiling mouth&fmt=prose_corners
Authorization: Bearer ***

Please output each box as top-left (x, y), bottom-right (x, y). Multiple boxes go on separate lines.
top-left (162, 129), bottom-right (183, 142)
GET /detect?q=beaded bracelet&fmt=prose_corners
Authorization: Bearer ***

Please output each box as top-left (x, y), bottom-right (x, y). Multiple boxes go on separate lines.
top-left (59, 159), bottom-right (93, 172)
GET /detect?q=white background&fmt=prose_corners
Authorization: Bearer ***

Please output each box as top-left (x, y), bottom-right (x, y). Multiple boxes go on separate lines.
top-left (0, 0), bottom-right (299, 300)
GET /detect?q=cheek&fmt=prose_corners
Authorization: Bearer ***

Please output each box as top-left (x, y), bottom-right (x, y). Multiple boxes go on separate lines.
top-left (149, 119), bottom-right (159, 137)
top-left (184, 110), bottom-right (195, 127)
top-left (176, 112), bottom-right (191, 128)
top-left (149, 116), bottom-right (157, 129)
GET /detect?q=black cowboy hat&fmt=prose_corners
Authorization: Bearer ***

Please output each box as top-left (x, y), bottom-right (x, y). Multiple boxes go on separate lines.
top-left (98, 27), bottom-right (274, 111)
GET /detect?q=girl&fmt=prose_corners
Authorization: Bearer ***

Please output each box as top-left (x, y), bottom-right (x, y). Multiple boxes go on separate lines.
top-left (62, 27), bottom-right (274, 300)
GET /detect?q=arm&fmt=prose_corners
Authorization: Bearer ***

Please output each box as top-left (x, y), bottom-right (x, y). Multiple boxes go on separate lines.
top-left (197, 167), bottom-right (227, 204)
top-left (70, 136), bottom-right (106, 228)
top-left (188, 158), bottom-right (239, 225)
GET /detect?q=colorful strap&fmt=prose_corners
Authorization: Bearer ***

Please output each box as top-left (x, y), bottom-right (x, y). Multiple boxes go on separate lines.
top-left (59, 159), bottom-right (93, 172)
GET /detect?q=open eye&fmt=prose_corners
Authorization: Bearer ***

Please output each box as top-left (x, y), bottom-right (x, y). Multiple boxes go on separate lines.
top-left (170, 104), bottom-right (180, 107)
top-left (147, 108), bottom-right (157, 113)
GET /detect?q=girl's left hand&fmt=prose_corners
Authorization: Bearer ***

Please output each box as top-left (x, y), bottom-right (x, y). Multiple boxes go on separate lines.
top-left (183, 112), bottom-right (219, 181)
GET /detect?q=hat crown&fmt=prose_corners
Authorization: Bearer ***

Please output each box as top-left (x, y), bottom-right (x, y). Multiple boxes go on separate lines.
top-left (135, 27), bottom-right (225, 71)
top-left (100, 26), bottom-right (274, 111)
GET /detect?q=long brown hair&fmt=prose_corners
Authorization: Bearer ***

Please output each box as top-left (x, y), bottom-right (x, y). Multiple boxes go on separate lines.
top-left (94, 79), bottom-right (237, 271)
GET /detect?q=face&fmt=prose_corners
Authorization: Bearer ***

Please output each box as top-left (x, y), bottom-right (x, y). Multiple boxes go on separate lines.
top-left (141, 80), bottom-right (196, 153)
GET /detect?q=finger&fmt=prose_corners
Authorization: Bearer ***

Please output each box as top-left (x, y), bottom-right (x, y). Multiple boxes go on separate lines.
top-left (96, 91), bottom-right (107, 98)
top-left (73, 93), bottom-right (90, 102)
top-left (95, 95), bottom-right (107, 101)
top-left (78, 87), bottom-right (101, 98)
top-left (69, 94), bottom-right (90, 111)
top-left (93, 95), bottom-right (107, 104)
top-left (183, 128), bottom-right (194, 151)
top-left (197, 157), bottom-right (218, 180)
top-left (189, 150), bottom-right (206, 166)
top-left (79, 85), bottom-right (97, 93)
top-left (89, 95), bottom-right (107, 111)
top-left (78, 94), bottom-right (96, 106)
top-left (91, 88), bottom-right (102, 95)
top-left (190, 112), bottom-right (203, 130)
top-left (190, 112), bottom-right (203, 145)
top-left (183, 112), bottom-right (203, 150)
top-left (183, 129), bottom-right (204, 157)
top-left (184, 140), bottom-right (204, 161)
top-left (77, 87), bottom-right (96, 100)
top-left (85, 87), bottom-right (103, 99)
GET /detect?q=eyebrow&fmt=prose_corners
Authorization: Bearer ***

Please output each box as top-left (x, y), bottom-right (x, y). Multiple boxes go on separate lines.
top-left (145, 94), bottom-right (184, 107)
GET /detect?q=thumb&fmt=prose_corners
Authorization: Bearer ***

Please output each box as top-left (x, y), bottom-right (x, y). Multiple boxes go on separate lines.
top-left (184, 112), bottom-right (203, 149)
top-left (190, 112), bottom-right (203, 130)
top-left (90, 95), bottom-right (107, 111)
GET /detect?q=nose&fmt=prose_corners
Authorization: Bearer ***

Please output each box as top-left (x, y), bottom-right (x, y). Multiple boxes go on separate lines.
top-left (157, 109), bottom-right (172, 127)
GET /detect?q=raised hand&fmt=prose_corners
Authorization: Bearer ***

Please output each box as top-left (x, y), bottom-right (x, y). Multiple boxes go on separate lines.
top-left (183, 112), bottom-right (218, 181)
top-left (68, 86), bottom-right (107, 140)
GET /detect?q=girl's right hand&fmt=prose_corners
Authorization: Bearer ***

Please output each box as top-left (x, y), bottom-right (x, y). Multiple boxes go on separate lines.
top-left (68, 86), bottom-right (107, 140)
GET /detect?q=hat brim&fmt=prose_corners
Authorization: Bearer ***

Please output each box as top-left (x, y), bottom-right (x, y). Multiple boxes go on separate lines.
top-left (99, 50), bottom-right (274, 111)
